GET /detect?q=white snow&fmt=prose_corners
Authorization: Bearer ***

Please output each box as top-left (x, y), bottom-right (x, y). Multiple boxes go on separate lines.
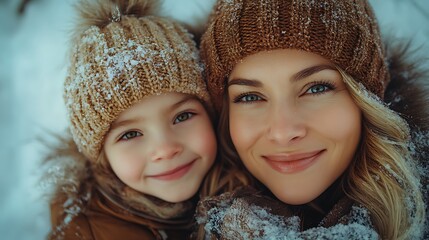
top-left (0, 0), bottom-right (427, 239)
top-left (199, 197), bottom-right (379, 240)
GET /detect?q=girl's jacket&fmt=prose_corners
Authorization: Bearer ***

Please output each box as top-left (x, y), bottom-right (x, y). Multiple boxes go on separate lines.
top-left (49, 189), bottom-right (191, 240)
top-left (196, 43), bottom-right (429, 239)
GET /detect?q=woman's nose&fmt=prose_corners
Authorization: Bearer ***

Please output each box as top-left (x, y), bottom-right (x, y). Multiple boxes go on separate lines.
top-left (265, 105), bottom-right (307, 144)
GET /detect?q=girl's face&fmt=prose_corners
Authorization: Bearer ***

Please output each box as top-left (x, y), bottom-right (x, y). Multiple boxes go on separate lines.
top-left (104, 93), bottom-right (217, 203)
top-left (228, 49), bottom-right (361, 205)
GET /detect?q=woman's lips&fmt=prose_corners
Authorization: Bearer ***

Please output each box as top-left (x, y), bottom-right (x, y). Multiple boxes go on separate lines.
top-left (147, 160), bottom-right (196, 181)
top-left (263, 150), bottom-right (324, 174)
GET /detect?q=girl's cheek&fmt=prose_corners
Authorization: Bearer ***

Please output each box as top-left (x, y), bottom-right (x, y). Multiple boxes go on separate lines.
top-left (108, 149), bottom-right (145, 182)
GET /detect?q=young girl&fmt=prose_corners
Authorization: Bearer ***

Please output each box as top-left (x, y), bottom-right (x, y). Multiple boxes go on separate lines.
top-left (42, 0), bottom-right (244, 239)
top-left (196, 0), bottom-right (428, 239)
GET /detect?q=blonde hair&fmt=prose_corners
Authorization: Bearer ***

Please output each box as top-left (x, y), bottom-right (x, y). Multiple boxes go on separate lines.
top-left (198, 106), bottom-right (253, 198)
top-left (196, 100), bottom-right (253, 239)
top-left (338, 68), bottom-right (425, 239)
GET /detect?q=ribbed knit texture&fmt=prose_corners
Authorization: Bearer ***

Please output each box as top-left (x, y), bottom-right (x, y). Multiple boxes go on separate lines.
top-left (65, 15), bottom-right (209, 161)
top-left (201, 0), bottom-right (388, 111)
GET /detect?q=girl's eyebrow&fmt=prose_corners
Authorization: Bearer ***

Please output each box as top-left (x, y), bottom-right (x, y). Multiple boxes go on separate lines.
top-left (227, 64), bottom-right (336, 88)
top-left (170, 94), bottom-right (197, 110)
top-left (110, 95), bottom-right (197, 132)
top-left (110, 118), bottom-right (142, 132)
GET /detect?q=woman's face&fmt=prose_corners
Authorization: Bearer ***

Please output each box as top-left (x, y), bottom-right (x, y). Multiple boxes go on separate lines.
top-left (104, 92), bottom-right (217, 203)
top-left (227, 49), bottom-right (361, 205)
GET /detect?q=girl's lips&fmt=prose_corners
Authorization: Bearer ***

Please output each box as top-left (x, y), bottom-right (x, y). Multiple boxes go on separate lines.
top-left (147, 160), bottom-right (196, 181)
top-left (263, 150), bottom-right (325, 174)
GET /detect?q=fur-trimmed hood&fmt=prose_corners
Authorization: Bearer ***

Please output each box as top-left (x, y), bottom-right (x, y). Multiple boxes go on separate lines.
top-left (384, 42), bottom-right (429, 132)
top-left (383, 41), bottom-right (429, 238)
top-left (41, 134), bottom-right (92, 215)
top-left (383, 41), bottom-right (429, 180)
top-left (41, 133), bottom-right (94, 237)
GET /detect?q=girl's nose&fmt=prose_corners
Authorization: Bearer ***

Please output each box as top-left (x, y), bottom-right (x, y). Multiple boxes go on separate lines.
top-left (149, 134), bottom-right (183, 161)
top-left (265, 106), bottom-right (307, 145)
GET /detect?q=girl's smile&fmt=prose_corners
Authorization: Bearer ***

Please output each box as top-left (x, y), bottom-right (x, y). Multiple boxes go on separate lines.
top-left (146, 159), bottom-right (197, 181)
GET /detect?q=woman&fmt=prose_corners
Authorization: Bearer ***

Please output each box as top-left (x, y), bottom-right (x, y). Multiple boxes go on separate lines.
top-left (196, 0), bottom-right (428, 239)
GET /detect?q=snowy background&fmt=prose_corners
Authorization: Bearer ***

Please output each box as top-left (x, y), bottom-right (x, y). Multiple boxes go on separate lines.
top-left (0, 0), bottom-right (428, 239)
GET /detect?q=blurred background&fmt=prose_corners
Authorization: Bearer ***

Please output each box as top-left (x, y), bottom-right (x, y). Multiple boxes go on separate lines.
top-left (0, 0), bottom-right (428, 239)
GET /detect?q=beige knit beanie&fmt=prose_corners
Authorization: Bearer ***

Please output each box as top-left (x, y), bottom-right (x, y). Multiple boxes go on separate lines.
top-left (201, 0), bottom-right (389, 111)
top-left (65, 0), bottom-right (210, 161)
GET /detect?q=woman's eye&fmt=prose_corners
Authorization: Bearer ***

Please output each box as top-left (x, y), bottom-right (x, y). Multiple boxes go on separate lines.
top-left (120, 131), bottom-right (142, 140)
top-left (305, 83), bottom-right (334, 95)
top-left (174, 112), bottom-right (195, 124)
top-left (234, 94), bottom-right (262, 103)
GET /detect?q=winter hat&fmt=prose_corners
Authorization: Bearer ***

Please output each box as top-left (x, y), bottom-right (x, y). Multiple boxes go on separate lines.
top-left (201, 0), bottom-right (389, 111)
top-left (64, 0), bottom-right (210, 162)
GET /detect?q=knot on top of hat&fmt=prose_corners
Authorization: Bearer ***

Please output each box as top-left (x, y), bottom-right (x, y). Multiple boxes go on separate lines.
top-left (111, 5), bottom-right (121, 22)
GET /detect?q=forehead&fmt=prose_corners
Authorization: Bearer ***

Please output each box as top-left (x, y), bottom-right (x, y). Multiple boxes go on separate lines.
top-left (114, 93), bottom-right (197, 121)
top-left (232, 49), bottom-right (332, 75)
top-left (229, 50), bottom-right (337, 85)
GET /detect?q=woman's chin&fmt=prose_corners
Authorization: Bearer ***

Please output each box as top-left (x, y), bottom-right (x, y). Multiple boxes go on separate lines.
top-left (272, 189), bottom-right (320, 206)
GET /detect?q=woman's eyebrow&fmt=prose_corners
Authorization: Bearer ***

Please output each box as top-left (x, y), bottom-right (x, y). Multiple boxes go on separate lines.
top-left (227, 64), bottom-right (336, 88)
top-left (291, 64), bottom-right (336, 82)
top-left (227, 79), bottom-right (263, 88)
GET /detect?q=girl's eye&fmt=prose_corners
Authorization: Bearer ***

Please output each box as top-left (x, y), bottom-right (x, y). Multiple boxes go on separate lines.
top-left (305, 82), bottom-right (335, 95)
top-left (174, 112), bottom-right (195, 124)
top-left (233, 93), bottom-right (262, 103)
top-left (120, 131), bottom-right (142, 141)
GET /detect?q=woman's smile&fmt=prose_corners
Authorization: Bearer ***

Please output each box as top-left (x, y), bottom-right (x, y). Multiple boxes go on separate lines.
top-left (263, 150), bottom-right (325, 174)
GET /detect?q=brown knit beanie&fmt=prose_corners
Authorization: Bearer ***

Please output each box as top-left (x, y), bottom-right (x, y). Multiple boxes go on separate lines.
top-left (65, 0), bottom-right (210, 162)
top-left (201, 0), bottom-right (389, 111)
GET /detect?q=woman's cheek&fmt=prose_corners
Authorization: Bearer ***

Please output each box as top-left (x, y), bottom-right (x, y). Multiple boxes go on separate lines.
top-left (199, 128), bottom-right (218, 160)
top-left (188, 116), bottom-right (218, 161)
top-left (229, 108), bottom-right (262, 152)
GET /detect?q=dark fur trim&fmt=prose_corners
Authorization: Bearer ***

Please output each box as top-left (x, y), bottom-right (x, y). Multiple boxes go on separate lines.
top-left (383, 39), bottom-right (429, 175)
top-left (40, 130), bottom-right (93, 217)
top-left (383, 39), bottom-right (429, 237)
top-left (384, 41), bottom-right (429, 131)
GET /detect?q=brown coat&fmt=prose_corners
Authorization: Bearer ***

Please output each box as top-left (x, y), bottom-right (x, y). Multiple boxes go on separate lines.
top-left (48, 189), bottom-right (191, 240)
